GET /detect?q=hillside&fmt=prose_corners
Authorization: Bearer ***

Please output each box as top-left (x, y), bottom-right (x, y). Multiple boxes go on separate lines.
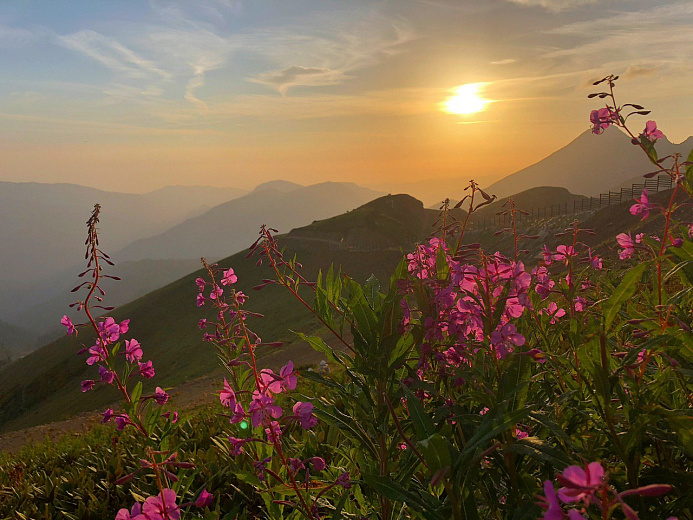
top-left (0, 320), bottom-right (35, 367)
top-left (285, 193), bottom-right (459, 249)
top-left (0, 193), bottom-right (424, 434)
top-left (0, 182), bottom-right (246, 326)
top-left (484, 127), bottom-right (693, 199)
top-left (471, 186), bottom-right (586, 221)
top-left (11, 258), bottom-right (204, 338)
top-left (116, 182), bottom-right (383, 262)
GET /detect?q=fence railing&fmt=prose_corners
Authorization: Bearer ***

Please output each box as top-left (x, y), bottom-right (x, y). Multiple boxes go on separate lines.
top-left (469, 174), bottom-right (673, 230)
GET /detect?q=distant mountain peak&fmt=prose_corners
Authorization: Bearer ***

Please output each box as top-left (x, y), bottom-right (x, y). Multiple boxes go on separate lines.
top-left (252, 180), bottom-right (304, 193)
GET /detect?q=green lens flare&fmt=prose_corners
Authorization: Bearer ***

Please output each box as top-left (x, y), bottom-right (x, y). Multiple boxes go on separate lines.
top-left (240, 420), bottom-right (249, 430)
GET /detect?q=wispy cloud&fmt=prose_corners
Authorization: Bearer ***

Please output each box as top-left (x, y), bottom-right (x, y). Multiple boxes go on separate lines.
top-left (546, 3), bottom-right (693, 65)
top-left (58, 30), bottom-right (170, 80)
top-left (505, 0), bottom-right (598, 12)
top-left (0, 23), bottom-right (38, 47)
top-left (250, 66), bottom-right (352, 95)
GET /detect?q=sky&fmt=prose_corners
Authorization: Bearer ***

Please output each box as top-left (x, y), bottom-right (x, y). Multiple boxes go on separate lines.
top-left (0, 0), bottom-right (691, 193)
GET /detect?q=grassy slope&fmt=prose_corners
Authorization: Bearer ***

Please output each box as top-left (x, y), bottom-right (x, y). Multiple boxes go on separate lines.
top-left (0, 194), bottom-right (437, 433)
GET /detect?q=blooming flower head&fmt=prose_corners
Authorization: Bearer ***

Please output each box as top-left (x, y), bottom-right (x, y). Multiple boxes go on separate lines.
top-left (541, 302), bottom-right (566, 324)
top-left (124, 338), bottom-right (143, 363)
top-left (630, 189), bottom-right (654, 220)
top-left (221, 268), bottom-right (238, 286)
top-left (99, 365), bottom-right (115, 384)
top-left (616, 232), bottom-right (635, 260)
top-left (61, 315), bottom-right (77, 336)
top-left (248, 394), bottom-right (283, 428)
top-left (138, 360), bottom-right (155, 379)
top-left (538, 480), bottom-right (563, 520)
top-left (81, 379), bottom-right (95, 392)
top-left (590, 107), bottom-right (617, 134)
top-left (154, 387), bottom-right (169, 405)
top-left (220, 378), bottom-right (245, 422)
top-left (293, 401), bottom-right (318, 429)
top-left (556, 462), bottom-right (605, 504)
top-left (102, 408), bottom-right (114, 423)
top-left (114, 414), bottom-right (131, 431)
top-left (142, 489), bottom-right (180, 520)
top-left (195, 489), bottom-right (214, 508)
top-left (209, 285), bottom-right (223, 300)
top-left (641, 120), bottom-right (664, 142)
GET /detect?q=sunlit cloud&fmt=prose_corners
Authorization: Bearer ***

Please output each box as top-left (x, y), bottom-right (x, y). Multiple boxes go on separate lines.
top-left (250, 66), bottom-right (352, 95)
top-left (505, 0), bottom-right (598, 11)
top-left (58, 30), bottom-right (170, 80)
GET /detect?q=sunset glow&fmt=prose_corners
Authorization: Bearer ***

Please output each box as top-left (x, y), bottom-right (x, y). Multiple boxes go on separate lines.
top-left (443, 84), bottom-right (490, 115)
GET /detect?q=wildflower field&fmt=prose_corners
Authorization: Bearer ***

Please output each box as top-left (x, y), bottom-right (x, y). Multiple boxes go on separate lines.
top-left (2, 77), bottom-right (693, 520)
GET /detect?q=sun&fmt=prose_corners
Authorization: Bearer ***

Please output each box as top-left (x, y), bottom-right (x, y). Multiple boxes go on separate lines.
top-left (443, 83), bottom-right (490, 115)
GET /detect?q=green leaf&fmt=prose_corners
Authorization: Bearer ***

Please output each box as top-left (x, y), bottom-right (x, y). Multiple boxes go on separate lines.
top-left (505, 436), bottom-right (570, 468)
top-left (294, 332), bottom-right (340, 363)
top-left (602, 263), bottom-right (648, 330)
top-left (667, 414), bottom-right (693, 456)
top-left (130, 381), bottom-right (143, 404)
top-left (419, 434), bottom-right (451, 472)
top-left (361, 474), bottom-right (446, 520)
top-left (401, 383), bottom-right (436, 439)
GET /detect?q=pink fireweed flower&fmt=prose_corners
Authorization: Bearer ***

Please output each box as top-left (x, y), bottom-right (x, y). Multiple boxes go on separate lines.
top-left (209, 285), bottom-right (223, 300)
top-left (81, 379), bottom-right (95, 392)
top-left (553, 245), bottom-right (577, 264)
top-left (228, 436), bottom-right (249, 456)
top-left (114, 414), bottom-right (131, 431)
top-left (142, 489), bottom-right (180, 520)
top-left (590, 107), bottom-right (617, 134)
top-left (102, 408), bottom-right (114, 423)
top-left (162, 411), bottom-right (179, 423)
top-left (254, 457), bottom-right (272, 480)
top-left (574, 296), bottom-right (587, 313)
top-left (99, 365), bottom-right (115, 384)
top-left (154, 387), bottom-right (169, 405)
top-left (556, 462), bottom-right (605, 504)
top-left (221, 268), bottom-right (238, 286)
top-left (195, 277), bottom-right (205, 290)
top-left (537, 481), bottom-right (563, 520)
top-left (293, 401), bottom-right (318, 429)
top-left (536, 279), bottom-right (555, 299)
top-left (196, 293), bottom-right (205, 307)
top-left (86, 343), bottom-right (107, 365)
top-left (124, 338), bottom-right (143, 363)
top-left (115, 502), bottom-right (144, 520)
top-left (541, 302), bottom-right (566, 324)
top-left (195, 489), bottom-right (214, 508)
top-left (198, 318), bottom-right (207, 329)
top-left (265, 420), bottom-right (283, 441)
top-left (138, 360), bottom-right (155, 379)
top-left (336, 471), bottom-right (352, 489)
top-left (541, 245), bottom-right (553, 265)
top-left (590, 254), bottom-right (603, 270)
top-left (260, 361), bottom-right (298, 394)
top-left (515, 428), bottom-right (529, 439)
top-left (630, 189), bottom-right (654, 220)
top-left (309, 457), bottom-right (326, 472)
top-left (490, 323), bottom-right (525, 359)
top-left (616, 233), bottom-right (636, 260)
top-left (98, 317), bottom-right (129, 344)
top-left (526, 348), bottom-right (547, 363)
top-left (641, 120), bottom-right (664, 142)
top-left (220, 379), bottom-right (245, 422)
top-left (61, 315), bottom-right (77, 335)
top-left (248, 394), bottom-right (283, 428)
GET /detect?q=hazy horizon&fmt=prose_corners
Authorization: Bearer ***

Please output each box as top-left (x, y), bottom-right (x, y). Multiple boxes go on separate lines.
top-left (0, 0), bottom-right (691, 193)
